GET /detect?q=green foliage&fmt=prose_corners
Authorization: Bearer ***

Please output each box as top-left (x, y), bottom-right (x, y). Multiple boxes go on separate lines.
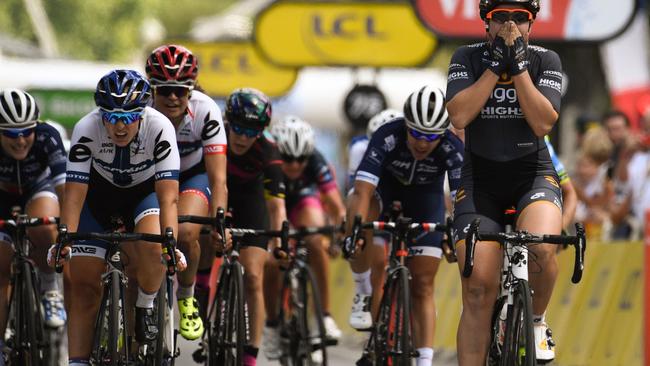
top-left (0, 0), bottom-right (237, 62)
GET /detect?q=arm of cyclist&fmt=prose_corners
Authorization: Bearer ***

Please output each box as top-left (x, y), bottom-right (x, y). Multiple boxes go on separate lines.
top-left (204, 153), bottom-right (229, 247)
top-left (343, 180), bottom-right (375, 257)
top-left (48, 181), bottom-right (88, 267)
top-left (266, 196), bottom-right (287, 251)
top-left (561, 179), bottom-right (578, 231)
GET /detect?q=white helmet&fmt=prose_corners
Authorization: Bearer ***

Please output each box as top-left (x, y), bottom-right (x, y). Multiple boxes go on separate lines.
top-left (0, 89), bottom-right (39, 129)
top-left (403, 86), bottom-right (450, 134)
top-left (367, 108), bottom-right (403, 138)
top-left (270, 115), bottom-right (315, 158)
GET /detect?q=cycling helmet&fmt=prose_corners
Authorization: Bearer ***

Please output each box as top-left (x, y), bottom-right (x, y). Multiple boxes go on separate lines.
top-left (146, 44), bottom-right (198, 86)
top-left (479, 0), bottom-right (540, 20)
top-left (367, 108), bottom-right (402, 138)
top-left (94, 69), bottom-right (151, 112)
top-left (225, 88), bottom-right (272, 131)
top-left (0, 89), bottom-right (40, 129)
top-left (403, 86), bottom-right (450, 134)
top-left (270, 116), bottom-right (315, 158)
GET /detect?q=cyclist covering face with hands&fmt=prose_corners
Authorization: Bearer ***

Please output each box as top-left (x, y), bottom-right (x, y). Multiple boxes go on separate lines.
top-left (445, 0), bottom-right (564, 364)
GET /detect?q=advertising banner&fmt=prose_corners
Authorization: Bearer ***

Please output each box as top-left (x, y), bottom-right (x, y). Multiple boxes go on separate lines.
top-left (176, 41), bottom-right (298, 97)
top-left (254, 1), bottom-right (437, 67)
top-left (413, 0), bottom-right (636, 42)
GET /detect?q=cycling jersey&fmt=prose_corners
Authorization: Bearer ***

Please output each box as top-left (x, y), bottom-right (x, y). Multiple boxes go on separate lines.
top-left (67, 107), bottom-right (180, 188)
top-left (544, 135), bottom-right (569, 184)
top-left (226, 128), bottom-right (285, 199)
top-left (175, 91), bottom-right (227, 179)
top-left (446, 42), bottom-right (563, 162)
top-left (347, 135), bottom-right (368, 190)
top-left (0, 122), bottom-right (66, 196)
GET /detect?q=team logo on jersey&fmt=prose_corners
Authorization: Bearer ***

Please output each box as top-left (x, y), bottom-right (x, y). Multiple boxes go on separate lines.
top-left (383, 135), bottom-right (396, 152)
top-left (201, 113), bottom-right (222, 140)
top-left (69, 136), bottom-right (93, 162)
top-left (544, 175), bottom-right (559, 188)
top-left (154, 130), bottom-right (172, 163)
top-left (455, 188), bottom-right (466, 203)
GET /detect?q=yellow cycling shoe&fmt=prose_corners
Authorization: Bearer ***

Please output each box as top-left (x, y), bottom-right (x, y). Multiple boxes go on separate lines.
top-left (178, 297), bottom-right (204, 340)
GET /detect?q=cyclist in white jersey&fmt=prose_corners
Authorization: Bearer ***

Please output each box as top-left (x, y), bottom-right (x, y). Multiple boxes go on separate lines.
top-left (146, 44), bottom-right (228, 340)
top-left (54, 70), bottom-right (181, 366)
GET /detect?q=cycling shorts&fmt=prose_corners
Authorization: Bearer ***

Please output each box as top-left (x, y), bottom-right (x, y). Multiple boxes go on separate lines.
top-left (228, 181), bottom-right (270, 249)
top-left (0, 181), bottom-right (57, 244)
top-left (286, 187), bottom-right (324, 225)
top-left (180, 172), bottom-right (210, 207)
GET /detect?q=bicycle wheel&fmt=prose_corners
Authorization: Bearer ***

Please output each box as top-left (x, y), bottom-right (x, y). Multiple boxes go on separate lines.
top-left (10, 260), bottom-right (45, 365)
top-left (207, 262), bottom-right (246, 365)
top-left (154, 277), bottom-right (176, 365)
top-left (91, 271), bottom-right (128, 366)
top-left (487, 296), bottom-right (507, 366)
top-left (502, 280), bottom-right (536, 366)
top-left (374, 267), bottom-right (412, 366)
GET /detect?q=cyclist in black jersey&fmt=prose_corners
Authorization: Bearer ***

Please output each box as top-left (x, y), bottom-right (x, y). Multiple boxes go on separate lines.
top-left (268, 116), bottom-right (345, 350)
top-left (224, 88), bottom-right (287, 366)
top-left (446, 0), bottom-right (563, 363)
top-left (0, 89), bottom-right (68, 345)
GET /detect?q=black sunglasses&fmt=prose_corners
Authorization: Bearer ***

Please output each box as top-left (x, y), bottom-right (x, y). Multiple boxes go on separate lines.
top-left (281, 154), bottom-right (308, 163)
top-left (155, 85), bottom-right (191, 97)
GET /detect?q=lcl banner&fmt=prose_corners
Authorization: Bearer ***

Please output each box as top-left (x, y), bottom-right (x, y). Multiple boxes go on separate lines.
top-left (169, 41), bottom-right (298, 97)
top-left (412, 0), bottom-right (637, 41)
top-left (254, 1), bottom-right (437, 67)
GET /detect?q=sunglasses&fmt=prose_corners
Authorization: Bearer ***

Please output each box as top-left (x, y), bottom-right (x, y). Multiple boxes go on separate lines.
top-left (101, 110), bottom-right (142, 125)
top-left (486, 9), bottom-right (533, 25)
top-left (230, 124), bottom-right (262, 138)
top-left (155, 85), bottom-right (191, 98)
top-left (408, 128), bottom-right (442, 142)
top-left (2, 127), bottom-right (35, 139)
top-left (281, 154), bottom-right (308, 163)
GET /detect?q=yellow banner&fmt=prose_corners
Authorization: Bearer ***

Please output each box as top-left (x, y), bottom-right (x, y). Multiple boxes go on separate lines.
top-left (172, 41), bottom-right (298, 97)
top-left (254, 1), bottom-right (437, 67)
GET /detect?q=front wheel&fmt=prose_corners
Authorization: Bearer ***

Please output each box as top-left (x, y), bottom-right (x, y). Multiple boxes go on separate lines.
top-left (154, 277), bottom-right (176, 365)
top-left (374, 267), bottom-right (412, 366)
top-left (502, 280), bottom-right (536, 366)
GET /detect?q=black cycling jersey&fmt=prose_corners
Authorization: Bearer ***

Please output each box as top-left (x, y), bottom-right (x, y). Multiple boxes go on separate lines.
top-left (226, 126), bottom-right (285, 199)
top-left (446, 42), bottom-right (563, 163)
top-left (0, 123), bottom-right (66, 196)
top-left (284, 149), bottom-right (337, 198)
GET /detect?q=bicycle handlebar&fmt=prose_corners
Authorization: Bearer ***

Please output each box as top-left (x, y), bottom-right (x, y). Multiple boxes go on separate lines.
top-left (0, 216), bottom-right (59, 229)
top-left (55, 224), bottom-right (178, 275)
top-left (462, 219), bottom-right (587, 283)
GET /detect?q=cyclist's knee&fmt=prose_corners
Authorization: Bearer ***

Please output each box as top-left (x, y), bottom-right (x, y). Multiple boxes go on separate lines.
top-left (178, 223), bottom-right (200, 249)
top-left (26, 225), bottom-right (56, 245)
top-left (463, 282), bottom-right (497, 310)
top-left (244, 269), bottom-right (263, 292)
top-left (411, 279), bottom-right (434, 300)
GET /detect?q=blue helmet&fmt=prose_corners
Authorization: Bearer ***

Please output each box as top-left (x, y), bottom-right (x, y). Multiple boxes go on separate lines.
top-left (94, 69), bottom-right (152, 112)
top-left (225, 88), bottom-right (272, 131)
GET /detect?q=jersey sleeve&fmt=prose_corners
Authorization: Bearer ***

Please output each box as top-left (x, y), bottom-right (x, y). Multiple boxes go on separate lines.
top-left (261, 137), bottom-right (286, 199)
top-left (446, 46), bottom-right (477, 102)
top-left (66, 117), bottom-right (95, 184)
top-left (355, 132), bottom-right (389, 187)
top-left (42, 125), bottom-right (67, 187)
top-left (199, 101), bottom-right (227, 155)
top-left (308, 150), bottom-right (338, 194)
top-left (347, 139), bottom-right (367, 189)
top-left (153, 122), bottom-right (180, 181)
top-left (444, 134), bottom-right (464, 195)
top-left (535, 49), bottom-right (563, 113)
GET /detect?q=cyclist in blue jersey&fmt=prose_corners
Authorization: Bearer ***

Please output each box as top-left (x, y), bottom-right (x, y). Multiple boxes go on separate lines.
top-left (224, 88), bottom-right (287, 366)
top-left (345, 108), bottom-right (403, 331)
top-left (54, 70), bottom-right (182, 366)
top-left (146, 44), bottom-right (228, 341)
top-left (344, 86), bottom-right (464, 366)
top-left (267, 116), bottom-right (345, 349)
top-left (545, 136), bottom-right (577, 230)
top-left (446, 0), bottom-right (564, 363)
top-left (0, 89), bottom-right (68, 345)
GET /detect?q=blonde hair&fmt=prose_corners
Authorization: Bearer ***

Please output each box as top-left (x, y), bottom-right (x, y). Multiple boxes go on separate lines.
top-left (580, 127), bottom-right (613, 165)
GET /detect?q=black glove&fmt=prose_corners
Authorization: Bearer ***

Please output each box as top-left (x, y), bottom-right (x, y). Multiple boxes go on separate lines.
top-left (488, 35), bottom-right (509, 76)
top-left (508, 36), bottom-right (529, 75)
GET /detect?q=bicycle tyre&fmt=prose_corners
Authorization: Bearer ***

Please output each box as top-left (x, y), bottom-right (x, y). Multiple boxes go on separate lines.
top-left (487, 295), bottom-right (507, 366)
top-left (206, 265), bottom-right (229, 366)
top-left (502, 280), bottom-right (536, 366)
top-left (95, 271), bottom-right (127, 366)
top-left (14, 260), bottom-right (44, 365)
top-left (154, 277), bottom-right (176, 365)
top-left (374, 266), bottom-right (412, 366)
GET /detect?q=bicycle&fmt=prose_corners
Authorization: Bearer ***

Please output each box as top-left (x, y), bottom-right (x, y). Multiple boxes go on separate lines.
top-left (461, 213), bottom-right (586, 366)
top-left (180, 209), bottom-right (289, 366)
top-left (1, 207), bottom-right (60, 366)
top-left (345, 204), bottom-right (449, 366)
top-left (54, 222), bottom-right (178, 366)
top-left (272, 224), bottom-right (344, 366)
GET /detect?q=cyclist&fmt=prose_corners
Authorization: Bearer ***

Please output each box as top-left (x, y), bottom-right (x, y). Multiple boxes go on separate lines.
top-left (268, 115), bottom-right (345, 343)
top-left (344, 86), bottom-right (464, 366)
top-left (55, 70), bottom-right (181, 366)
top-left (224, 88), bottom-right (286, 366)
top-left (0, 89), bottom-right (67, 340)
top-left (445, 0), bottom-right (564, 363)
top-left (545, 136), bottom-right (577, 231)
top-left (346, 108), bottom-right (403, 330)
top-left (146, 44), bottom-right (227, 341)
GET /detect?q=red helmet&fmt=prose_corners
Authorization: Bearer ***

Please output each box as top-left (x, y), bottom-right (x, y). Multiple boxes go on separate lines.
top-left (145, 44), bottom-right (198, 86)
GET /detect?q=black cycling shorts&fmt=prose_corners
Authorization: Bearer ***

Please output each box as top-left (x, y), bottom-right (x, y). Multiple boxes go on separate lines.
top-left (452, 153), bottom-right (562, 244)
top-left (228, 181), bottom-right (270, 249)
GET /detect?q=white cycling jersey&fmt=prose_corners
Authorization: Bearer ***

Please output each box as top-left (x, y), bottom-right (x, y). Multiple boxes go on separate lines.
top-left (175, 91), bottom-right (227, 172)
top-left (347, 135), bottom-right (369, 190)
top-left (66, 107), bottom-right (180, 187)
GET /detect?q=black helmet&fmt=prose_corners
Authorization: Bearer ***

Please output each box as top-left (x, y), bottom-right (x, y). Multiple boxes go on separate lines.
top-left (225, 88), bottom-right (272, 131)
top-left (479, 0), bottom-right (540, 20)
